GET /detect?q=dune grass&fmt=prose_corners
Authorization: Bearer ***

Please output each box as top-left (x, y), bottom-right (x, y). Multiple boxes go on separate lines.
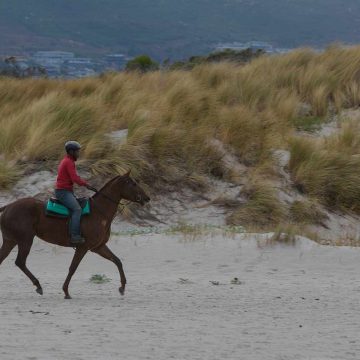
top-left (290, 199), bottom-right (328, 225)
top-left (2, 45), bottom-right (360, 230)
top-left (0, 160), bottom-right (20, 189)
top-left (289, 117), bottom-right (360, 213)
top-left (227, 179), bottom-right (286, 228)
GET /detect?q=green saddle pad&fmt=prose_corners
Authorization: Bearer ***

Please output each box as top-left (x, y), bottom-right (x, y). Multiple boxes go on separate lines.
top-left (46, 199), bottom-right (90, 217)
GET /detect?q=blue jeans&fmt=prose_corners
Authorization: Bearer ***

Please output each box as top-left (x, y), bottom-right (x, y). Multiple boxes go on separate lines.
top-left (55, 189), bottom-right (82, 237)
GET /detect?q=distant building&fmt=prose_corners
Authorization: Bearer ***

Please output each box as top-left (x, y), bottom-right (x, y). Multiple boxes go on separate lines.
top-left (33, 51), bottom-right (74, 66)
top-left (66, 58), bottom-right (93, 66)
top-left (31, 51), bottom-right (75, 77)
top-left (215, 41), bottom-right (272, 53)
top-left (2, 51), bottom-right (134, 79)
top-left (31, 51), bottom-right (107, 78)
top-left (61, 58), bottom-right (97, 78)
top-left (214, 41), bottom-right (291, 54)
top-left (104, 54), bottom-right (130, 71)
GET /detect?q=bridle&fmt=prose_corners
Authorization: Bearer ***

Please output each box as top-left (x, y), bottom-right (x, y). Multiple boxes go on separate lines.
top-left (90, 189), bottom-right (131, 219)
top-left (88, 175), bottom-right (144, 219)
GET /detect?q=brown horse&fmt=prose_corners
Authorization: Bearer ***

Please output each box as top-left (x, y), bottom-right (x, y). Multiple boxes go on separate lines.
top-left (0, 171), bottom-right (150, 298)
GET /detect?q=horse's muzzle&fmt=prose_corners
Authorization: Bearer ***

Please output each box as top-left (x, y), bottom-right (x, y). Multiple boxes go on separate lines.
top-left (138, 194), bottom-right (150, 206)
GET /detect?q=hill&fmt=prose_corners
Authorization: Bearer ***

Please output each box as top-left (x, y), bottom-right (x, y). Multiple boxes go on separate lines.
top-left (2, 45), bottom-right (360, 244)
top-left (1, 0), bottom-right (360, 59)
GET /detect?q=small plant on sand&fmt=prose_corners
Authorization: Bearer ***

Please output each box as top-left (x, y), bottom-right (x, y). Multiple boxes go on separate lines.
top-left (90, 274), bottom-right (111, 284)
top-left (166, 222), bottom-right (207, 241)
top-left (262, 225), bottom-right (297, 247)
top-left (292, 116), bottom-right (326, 132)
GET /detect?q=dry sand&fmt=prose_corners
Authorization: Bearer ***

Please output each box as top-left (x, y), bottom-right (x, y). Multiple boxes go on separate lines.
top-left (1, 230), bottom-right (360, 360)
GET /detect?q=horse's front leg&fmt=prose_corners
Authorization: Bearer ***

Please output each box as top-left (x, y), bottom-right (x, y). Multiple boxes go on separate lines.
top-left (92, 244), bottom-right (126, 295)
top-left (62, 246), bottom-right (88, 299)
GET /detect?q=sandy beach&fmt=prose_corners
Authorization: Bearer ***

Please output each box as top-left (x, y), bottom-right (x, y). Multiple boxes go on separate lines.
top-left (1, 230), bottom-right (359, 360)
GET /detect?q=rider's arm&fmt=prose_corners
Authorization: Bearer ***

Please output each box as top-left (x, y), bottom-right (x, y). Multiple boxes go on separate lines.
top-left (67, 160), bottom-right (88, 187)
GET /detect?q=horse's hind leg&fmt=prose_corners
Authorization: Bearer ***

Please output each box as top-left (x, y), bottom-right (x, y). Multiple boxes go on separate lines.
top-left (0, 238), bottom-right (16, 265)
top-left (15, 237), bottom-right (43, 295)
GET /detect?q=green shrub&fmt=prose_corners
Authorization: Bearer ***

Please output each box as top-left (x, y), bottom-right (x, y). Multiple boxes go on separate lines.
top-left (126, 55), bottom-right (159, 72)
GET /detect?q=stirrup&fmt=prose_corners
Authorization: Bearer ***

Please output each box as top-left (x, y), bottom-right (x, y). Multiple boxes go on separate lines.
top-left (70, 236), bottom-right (85, 245)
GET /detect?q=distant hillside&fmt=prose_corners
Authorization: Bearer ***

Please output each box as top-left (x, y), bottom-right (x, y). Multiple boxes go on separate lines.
top-left (1, 0), bottom-right (360, 59)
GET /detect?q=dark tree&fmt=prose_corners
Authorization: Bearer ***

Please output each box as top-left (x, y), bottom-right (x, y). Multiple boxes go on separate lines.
top-left (125, 55), bottom-right (159, 73)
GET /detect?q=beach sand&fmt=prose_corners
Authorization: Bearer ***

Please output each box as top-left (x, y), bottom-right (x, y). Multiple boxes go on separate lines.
top-left (0, 231), bottom-right (359, 360)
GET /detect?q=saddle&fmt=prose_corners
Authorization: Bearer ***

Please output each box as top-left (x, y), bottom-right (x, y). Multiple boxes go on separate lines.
top-left (45, 197), bottom-right (91, 218)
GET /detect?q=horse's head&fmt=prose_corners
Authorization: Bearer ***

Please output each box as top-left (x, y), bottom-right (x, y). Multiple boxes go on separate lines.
top-left (118, 170), bottom-right (150, 205)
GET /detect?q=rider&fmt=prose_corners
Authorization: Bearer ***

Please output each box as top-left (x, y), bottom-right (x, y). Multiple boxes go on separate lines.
top-left (55, 141), bottom-right (92, 245)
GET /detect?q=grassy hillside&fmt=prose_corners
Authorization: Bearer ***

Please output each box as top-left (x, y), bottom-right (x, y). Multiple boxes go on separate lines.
top-left (2, 45), bottom-right (360, 233)
top-left (1, 0), bottom-right (360, 58)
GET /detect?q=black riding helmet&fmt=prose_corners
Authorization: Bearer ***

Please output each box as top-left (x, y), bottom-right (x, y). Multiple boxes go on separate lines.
top-left (65, 141), bottom-right (81, 153)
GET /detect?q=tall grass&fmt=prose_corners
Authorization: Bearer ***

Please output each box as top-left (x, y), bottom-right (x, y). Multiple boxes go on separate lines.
top-left (1, 45), bottom-right (360, 229)
top-left (289, 114), bottom-right (360, 213)
top-left (0, 160), bottom-right (20, 189)
top-left (227, 179), bottom-right (286, 228)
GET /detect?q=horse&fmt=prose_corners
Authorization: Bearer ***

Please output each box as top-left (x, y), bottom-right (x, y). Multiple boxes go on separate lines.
top-left (0, 171), bottom-right (150, 299)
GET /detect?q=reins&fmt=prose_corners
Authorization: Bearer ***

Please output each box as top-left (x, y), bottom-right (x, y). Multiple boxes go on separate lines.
top-left (90, 189), bottom-right (130, 219)
top-left (86, 174), bottom-right (135, 219)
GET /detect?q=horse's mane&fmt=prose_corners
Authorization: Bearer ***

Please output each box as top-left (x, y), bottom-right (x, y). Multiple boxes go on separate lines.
top-left (92, 174), bottom-right (129, 198)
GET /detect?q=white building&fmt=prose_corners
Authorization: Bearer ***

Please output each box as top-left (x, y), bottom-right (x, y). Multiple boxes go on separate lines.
top-left (33, 51), bottom-right (75, 67)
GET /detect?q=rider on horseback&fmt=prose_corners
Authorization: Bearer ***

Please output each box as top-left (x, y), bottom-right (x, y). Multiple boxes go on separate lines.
top-left (55, 141), bottom-right (92, 245)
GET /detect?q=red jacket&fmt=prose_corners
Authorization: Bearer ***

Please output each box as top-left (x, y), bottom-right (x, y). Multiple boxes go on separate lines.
top-left (55, 155), bottom-right (88, 191)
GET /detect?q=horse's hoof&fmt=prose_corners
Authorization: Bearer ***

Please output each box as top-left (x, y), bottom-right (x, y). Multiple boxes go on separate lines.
top-left (36, 287), bottom-right (43, 295)
top-left (64, 295), bottom-right (72, 300)
top-left (119, 287), bottom-right (125, 296)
